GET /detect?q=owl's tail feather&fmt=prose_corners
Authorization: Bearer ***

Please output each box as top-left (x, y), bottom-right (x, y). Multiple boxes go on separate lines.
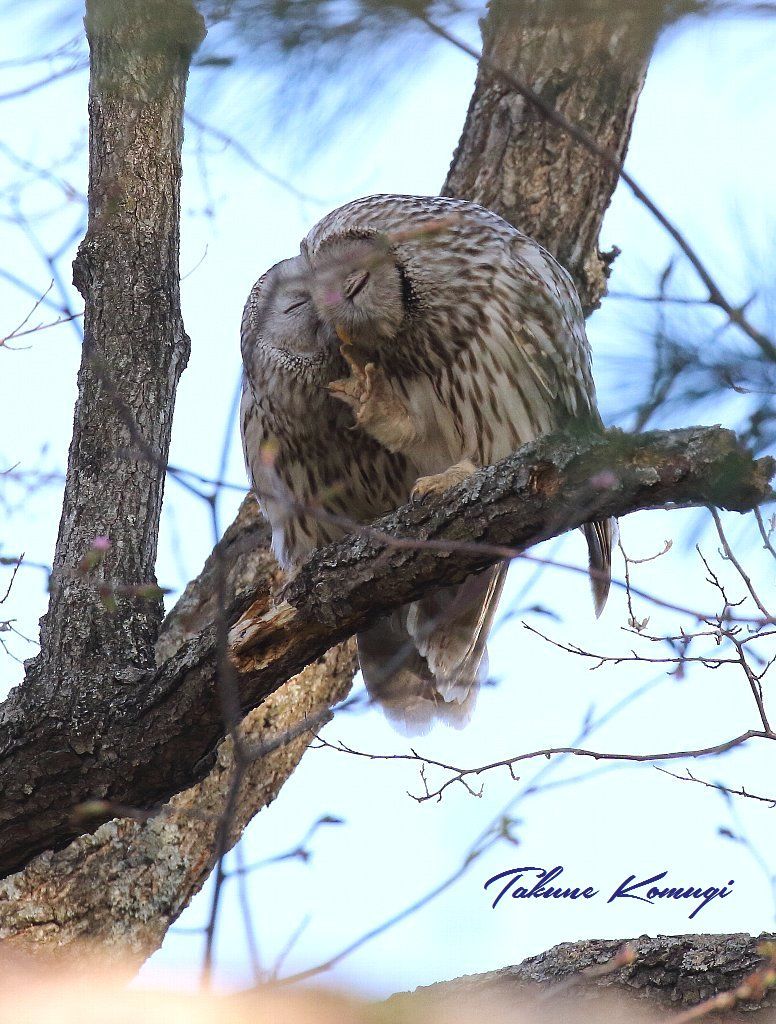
top-left (357, 563), bottom-right (508, 736)
top-left (583, 517), bottom-right (615, 617)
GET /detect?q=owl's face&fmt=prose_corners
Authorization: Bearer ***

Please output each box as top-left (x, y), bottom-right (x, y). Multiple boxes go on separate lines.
top-left (242, 255), bottom-right (343, 386)
top-left (244, 256), bottom-right (320, 355)
top-left (308, 235), bottom-right (407, 348)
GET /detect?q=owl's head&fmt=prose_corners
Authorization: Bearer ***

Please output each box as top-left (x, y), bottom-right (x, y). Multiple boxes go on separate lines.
top-left (307, 234), bottom-right (407, 348)
top-left (241, 255), bottom-right (339, 381)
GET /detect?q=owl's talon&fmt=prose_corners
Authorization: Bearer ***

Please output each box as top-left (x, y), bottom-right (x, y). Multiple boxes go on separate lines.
top-left (328, 358), bottom-right (379, 413)
top-left (327, 376), bottom-right (362, 410)
top-left (362, 362), bottom-right (380, 401)
top-left (411, 460), bottom-right (478, 501)
top-left (329, 352), bottom-right (418, 453)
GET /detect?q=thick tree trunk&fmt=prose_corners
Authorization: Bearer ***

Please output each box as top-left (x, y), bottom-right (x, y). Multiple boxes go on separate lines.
top-left (39, 0), bottom-right (204, 681)
top-left (6, 0), bottom-right (206, 898)
top-left (444, 2), bottom-right (653, 312)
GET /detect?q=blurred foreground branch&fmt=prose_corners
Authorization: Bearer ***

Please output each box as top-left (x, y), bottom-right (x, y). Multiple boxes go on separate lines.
top-left (1, 932), bottom-right (775, 1022)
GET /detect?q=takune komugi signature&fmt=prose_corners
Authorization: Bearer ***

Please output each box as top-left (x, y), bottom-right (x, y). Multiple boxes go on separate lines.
top-left (484, 865), bottom-right (735, 920)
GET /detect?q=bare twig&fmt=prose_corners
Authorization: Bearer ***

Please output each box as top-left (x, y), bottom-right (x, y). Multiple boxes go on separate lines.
top-left (710, 507), bottom-right (773, 619)
top-left (185, 113), bottom-right (326, 206)
top-left (754, 508), bottom-right (776, 560)
top-left (2, 310), bottom-right (83, 345)
top-left (315, 729), bottom-right (770, 805)
top-left (522, 621), bottom-right (735, 671)
top-left (0, 61), bottom-right (88, 103)
top-left (654, 767), bottom-right (776, 808)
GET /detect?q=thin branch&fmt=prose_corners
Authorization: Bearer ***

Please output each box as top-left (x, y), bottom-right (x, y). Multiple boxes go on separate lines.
top-left (0, 556), bottom-right (23, 604)
top-left (654, 767), bottom-right (776, 809)
top-left (0, 61), bottom-right (88, 102)
top-left (0, 139), bottom-right (86, 202)
top-left (202, 767), bottom-right (242, 988)
top-left (0, 36), bottom-right (83, 70)
top-left (1, 310), bottom-right (83, 346)
top-left (754, 507), bottom-right (776, 560)
top-left (0, 266), bottom-right (70, 312)
top-left (0, 554), bottom-right (51, 575)
top-left (276, 850), bottom-right (478, 986)
top-left (316, 730), bottom-right (771, 805)
top-left (729, 634), bottom-right (772, 734)
top-left (522, 621), bottom-right (735, 671)
top-left (185, 113), bottom-right (326, 206)
top-left (608, 291), bottom-right (712, 305)
top-left (710, 507), bottom-right (773, 619)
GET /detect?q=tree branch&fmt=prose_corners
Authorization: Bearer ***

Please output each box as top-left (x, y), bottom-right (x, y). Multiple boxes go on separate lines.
top-left (0, 425), bottom-right (771, 878)
top-left (387, 933), bottom-right (776, 1018)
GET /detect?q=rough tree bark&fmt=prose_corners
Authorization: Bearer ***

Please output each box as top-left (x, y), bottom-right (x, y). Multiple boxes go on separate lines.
top-left (0, 499), bottom-right (356, 958)
top-left (0, 0), bottom-right (768, 990)
top-left (36, 0), bottom-right (204, 685)
top-left (390, 933), bottom-right (776, 1018)
top-left (0, 0), bottom-right (207, 916)
top-left (444, 2), bottom-right (654, 311)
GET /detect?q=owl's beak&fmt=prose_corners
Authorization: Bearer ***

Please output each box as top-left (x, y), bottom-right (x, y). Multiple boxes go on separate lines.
top-left (335, 323), bottom-right (354, 346)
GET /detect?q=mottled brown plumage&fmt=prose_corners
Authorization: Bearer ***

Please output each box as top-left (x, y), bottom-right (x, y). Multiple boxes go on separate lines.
top-left (240, 195), bottom-right (613, 733)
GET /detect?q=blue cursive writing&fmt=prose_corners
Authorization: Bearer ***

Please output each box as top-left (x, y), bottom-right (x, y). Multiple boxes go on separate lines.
top-left (606, 870), bottom-right (735, 920)
top-left (484, 865), bottom-right (598, 907)
top-left (485, 864), bottom-right (734, 919)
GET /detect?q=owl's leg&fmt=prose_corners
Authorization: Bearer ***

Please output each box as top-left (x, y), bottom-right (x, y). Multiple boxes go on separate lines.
top-left (411, 459), bottom-right (477, 500)
top-left (328, 346), bottom-right (417, 454)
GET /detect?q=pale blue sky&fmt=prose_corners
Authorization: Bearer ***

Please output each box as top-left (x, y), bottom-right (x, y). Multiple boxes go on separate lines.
top-left (0, 3), bottom-right (774, 999)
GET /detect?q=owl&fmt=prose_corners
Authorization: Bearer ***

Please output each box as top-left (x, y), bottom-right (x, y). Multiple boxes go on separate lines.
top-left (240, 195), bottom-right (613, 733)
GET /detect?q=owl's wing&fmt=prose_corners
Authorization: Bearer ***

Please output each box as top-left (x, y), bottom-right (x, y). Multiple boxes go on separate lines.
top-left (503, 236), bottom-right (613, 613)
top-left (502, 236), bottom-right (600, 426)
